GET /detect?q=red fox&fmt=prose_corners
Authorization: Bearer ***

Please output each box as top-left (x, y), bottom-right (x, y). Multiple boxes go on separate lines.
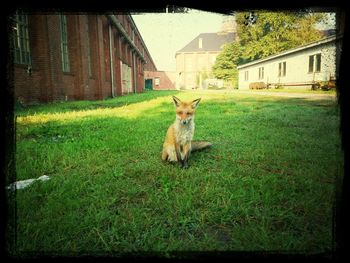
top-left (161, 96), bottom-right (212, 168)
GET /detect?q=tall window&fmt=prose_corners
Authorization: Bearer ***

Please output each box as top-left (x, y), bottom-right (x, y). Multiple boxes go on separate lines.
top-left (86, 17), bottom-right (92, 77)
top-left (244, 71), bottom-right (249, 81)
top-left (12, 11), bottom-right (31, 65)
top-left (258, 67), bottom-right (264, 80)
top-left (155, 77), bottom-right (160, 86)
top-left (60, 14), bottom-right (70, 72)
top-left (309, 54), bottom-right (321, 73)
top-left (278, 62), bottom-right (286, 77)
top-left (315, 54), bottom-right (321, 72)
top-left (308, 55), bottom-right (314, 73)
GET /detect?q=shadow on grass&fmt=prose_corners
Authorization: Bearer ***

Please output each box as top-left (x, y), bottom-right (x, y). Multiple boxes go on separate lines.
top-left (15, 90), bottom-right (180, 116)
top-left (15, 89), bottom-right (337, 119)
top-left (17, 92), bottom-right (338, 142)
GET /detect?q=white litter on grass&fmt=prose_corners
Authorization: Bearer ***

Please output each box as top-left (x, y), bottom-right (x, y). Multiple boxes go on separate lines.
top-left (6, 175), bottom-right (50, 191)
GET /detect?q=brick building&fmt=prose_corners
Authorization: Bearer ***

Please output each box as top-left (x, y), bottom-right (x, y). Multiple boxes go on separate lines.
top-left (10, 12), bottom-right (157, 105)
top-left (144, 71), bottom-right (176, 90)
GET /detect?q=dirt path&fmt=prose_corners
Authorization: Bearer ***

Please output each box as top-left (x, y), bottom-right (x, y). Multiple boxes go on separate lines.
top-left (233, 90), bottom-right (337, 100)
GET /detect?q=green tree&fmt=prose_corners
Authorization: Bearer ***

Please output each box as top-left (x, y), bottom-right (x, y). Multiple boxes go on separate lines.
top-left (212, 41), bottom-right (241, 87)
top-left (236, 11), bottom-right (326, 62)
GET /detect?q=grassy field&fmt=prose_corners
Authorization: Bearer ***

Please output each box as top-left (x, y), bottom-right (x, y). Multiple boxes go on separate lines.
top-left (9, 90), bottom-right (343, 256)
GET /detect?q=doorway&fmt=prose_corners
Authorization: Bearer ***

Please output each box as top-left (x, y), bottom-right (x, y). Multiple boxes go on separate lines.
top-left (145, 79), bottom-right (153, 90)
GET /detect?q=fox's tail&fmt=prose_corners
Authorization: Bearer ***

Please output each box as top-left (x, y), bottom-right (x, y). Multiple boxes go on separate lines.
top-left (191, 140), bottom-right (212, 152)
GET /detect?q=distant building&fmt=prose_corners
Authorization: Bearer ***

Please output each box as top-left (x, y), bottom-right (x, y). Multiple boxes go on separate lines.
top-left (175, 17), bottom-right (237, 90)
top-left (10, 12), bottom-right (157, 105)
top-left (237, 35), bottom-right (342, 89)
top-left (144, 71), bottom-right (176, 90)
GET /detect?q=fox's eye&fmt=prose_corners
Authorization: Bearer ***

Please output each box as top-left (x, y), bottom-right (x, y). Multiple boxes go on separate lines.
top-left (186, 112), bottom-right (191, 115)
top-left (178, 111), bottom-right (183, 115)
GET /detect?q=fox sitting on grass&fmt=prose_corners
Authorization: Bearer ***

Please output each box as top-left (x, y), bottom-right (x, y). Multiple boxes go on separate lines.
top-left (161, 96), bottom-right (212, 168)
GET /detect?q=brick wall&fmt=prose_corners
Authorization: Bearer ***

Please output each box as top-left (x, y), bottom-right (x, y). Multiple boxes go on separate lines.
top-left (12, 14), bottom-right (157, 105)
top-left (14, 15), bottom-right (51, 104)
top-left (144, 71), bottom-right (176, 90)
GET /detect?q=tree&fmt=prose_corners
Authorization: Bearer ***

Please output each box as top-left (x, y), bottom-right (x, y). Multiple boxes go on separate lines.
top-left (212, 41), bottom-right (241, 87)
top-left (236, 11), bottom-right (326, 63)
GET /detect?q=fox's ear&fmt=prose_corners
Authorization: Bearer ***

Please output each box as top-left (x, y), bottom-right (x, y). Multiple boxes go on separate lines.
top-left (191, 98), bottom-right (201, 109)
top-left (172, 96), bottom-right (182, 107)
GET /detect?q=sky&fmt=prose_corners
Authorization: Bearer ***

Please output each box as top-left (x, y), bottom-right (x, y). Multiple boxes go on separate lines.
top-left (132, 9), bottom-right (233, 72)
top-left (132, 10), bottom-right (336, 72)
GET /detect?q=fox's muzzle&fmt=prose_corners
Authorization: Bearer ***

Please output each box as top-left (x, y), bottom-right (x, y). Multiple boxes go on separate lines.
top-left (176, 114), bottom-right (192, 125)
top-left (179, 117), bottom-right (192, 125)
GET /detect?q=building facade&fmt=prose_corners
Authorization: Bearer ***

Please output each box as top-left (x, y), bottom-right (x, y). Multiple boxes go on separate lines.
top-left (237, 35), bottom-right (341, 89)
top-left (144, 71), bottom-right (176, 90)
top-left (10, 12), bottom-right (157, 105)
top-left (175, 17), bottom-right (237, 90)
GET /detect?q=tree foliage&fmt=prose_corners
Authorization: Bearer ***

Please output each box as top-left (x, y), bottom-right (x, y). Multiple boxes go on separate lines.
top-left (212, 42), bottom-right (241, 84)
top-left (236, 11), bottom-right (326, 62)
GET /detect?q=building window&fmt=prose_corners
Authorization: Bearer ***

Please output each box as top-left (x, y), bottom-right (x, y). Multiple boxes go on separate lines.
top-left (86, 17), bottom-right (92, 78)
top-left (59, 14), bottom-right (70, 72)
top-left (155, 77), bottom-right (160, 86)
top-left (278, 61), bottom-right (286, 77)
top-left (316, 54), bottom-right (321, 72)
top-left (12, 11), bottom-right (31, 65)
top-left (244, 71), bottom-right (249, 81)
top-left (258, 67), bottom-right (264, 80)
top-left (309, 54), bottom-right (321, 73)
top-left (308, 55), bottom-right (314, 73)
top-left (309, 54), bottom-right (322, 73)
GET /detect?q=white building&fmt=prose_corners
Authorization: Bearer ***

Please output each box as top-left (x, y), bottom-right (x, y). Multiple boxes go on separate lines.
top-left (237, 35), bottom-right (342, 89)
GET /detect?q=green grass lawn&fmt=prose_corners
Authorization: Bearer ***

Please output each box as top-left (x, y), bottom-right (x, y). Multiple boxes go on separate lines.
top-left (9, 90), bottom-right (343, 256)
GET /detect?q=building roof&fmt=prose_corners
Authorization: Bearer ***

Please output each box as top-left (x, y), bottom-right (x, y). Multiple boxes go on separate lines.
top-left (176, 32), bottom-right (235, 53)
top-left (237, 35), bottom-right (339, 70)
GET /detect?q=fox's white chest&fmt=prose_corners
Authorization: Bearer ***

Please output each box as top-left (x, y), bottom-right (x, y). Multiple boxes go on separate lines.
top-left (175, 122), bottom-right (194, 145)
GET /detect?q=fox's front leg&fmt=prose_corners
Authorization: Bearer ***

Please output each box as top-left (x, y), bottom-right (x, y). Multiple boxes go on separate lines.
top-left (175, 145), bottom-right (183, 167)
top-left (182, 143), bottom-right (192, 168)
top-left (176, 143), bottom-right (191, 169)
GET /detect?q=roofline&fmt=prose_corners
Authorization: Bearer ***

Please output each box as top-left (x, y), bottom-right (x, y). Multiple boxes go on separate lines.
top-left (237, 35), bottom-right (340, 70)
top-left (175, 32), bottom-right (234, 53)
top-left (128, 14), bottom-right (157, 70)
top-left (175, 33), bottom-right (201, 54)
top-left (175, 50), bottom-right (221, 55)
top-left (107, 14), bottom-right (157, 70)
top-left (107, 14), bottom-right (145, 62)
